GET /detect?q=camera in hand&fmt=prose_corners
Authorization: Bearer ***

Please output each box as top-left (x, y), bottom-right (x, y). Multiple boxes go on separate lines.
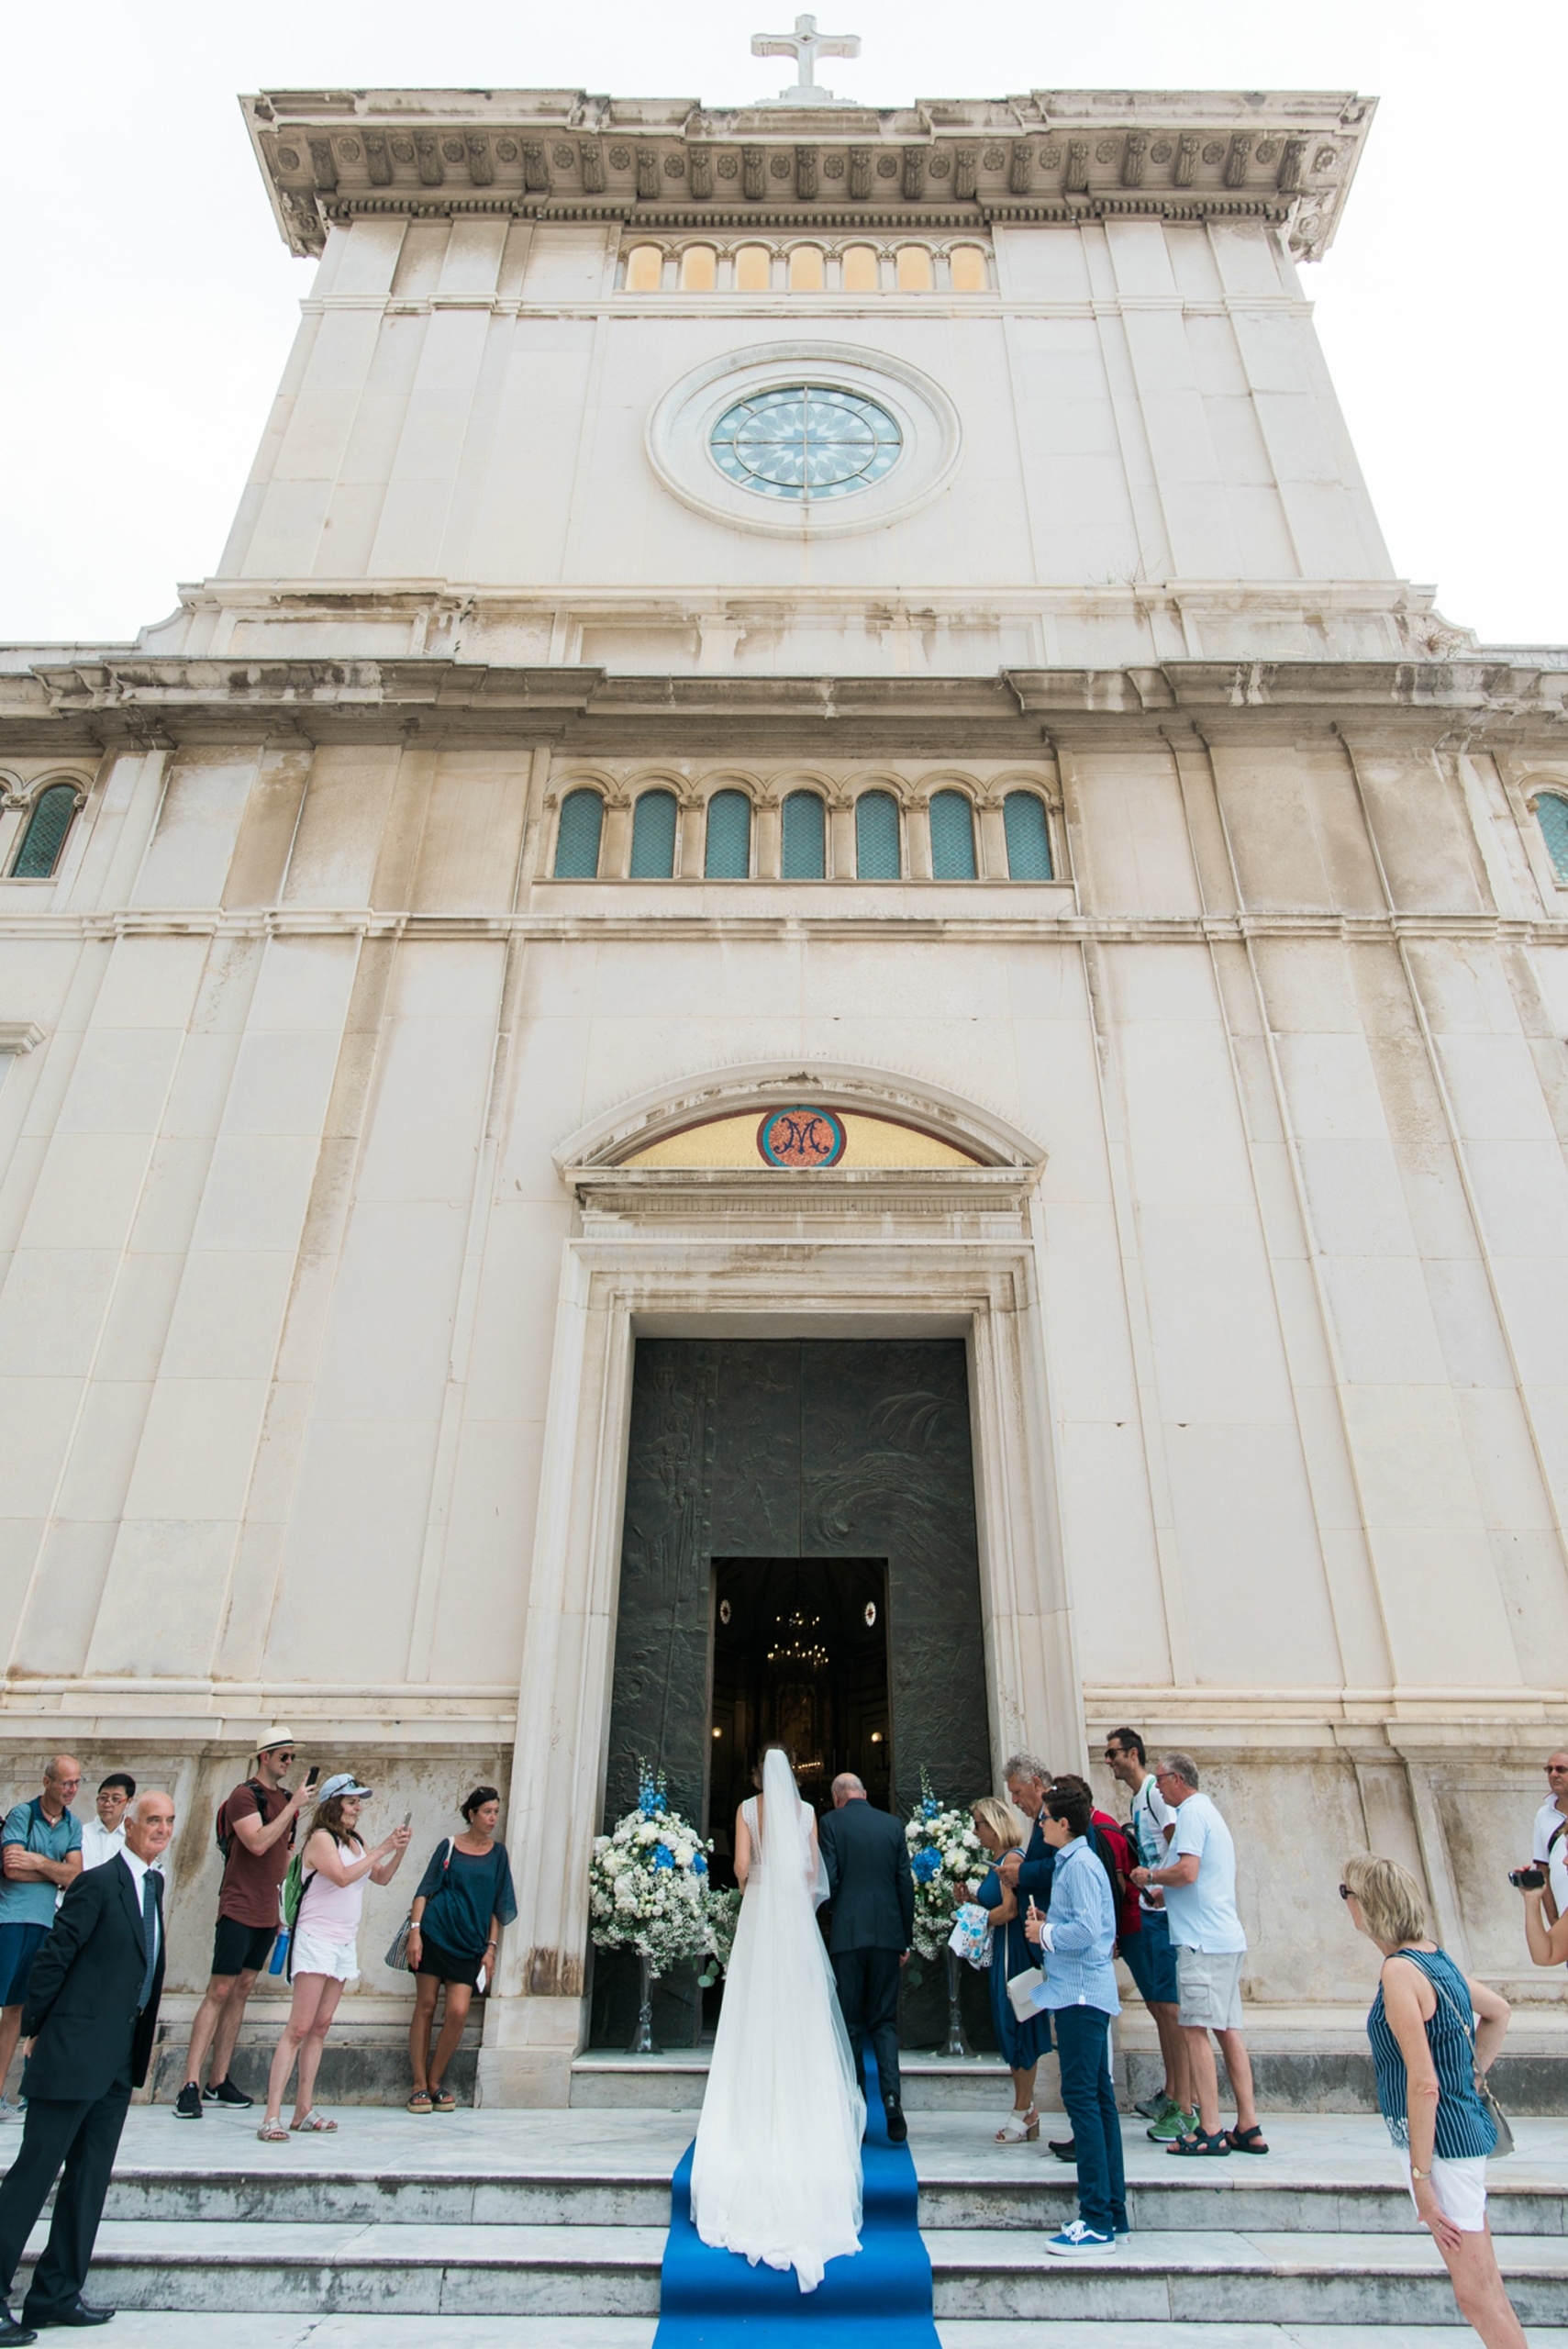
top-left (1509, 1866), bottom-right (1546, 1889)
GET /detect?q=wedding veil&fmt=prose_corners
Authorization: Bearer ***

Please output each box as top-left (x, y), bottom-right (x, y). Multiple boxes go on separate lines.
top-left (688, 1745), bottom-right (864, 2290)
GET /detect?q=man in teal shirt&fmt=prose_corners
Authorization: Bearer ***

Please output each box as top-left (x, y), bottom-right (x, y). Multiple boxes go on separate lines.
top-left (0, 1760), bottom-right (83, 2121)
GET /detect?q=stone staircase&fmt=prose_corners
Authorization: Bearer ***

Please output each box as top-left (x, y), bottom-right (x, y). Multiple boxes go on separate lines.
top-left (15, 2096), bottom-right (1568, 2340)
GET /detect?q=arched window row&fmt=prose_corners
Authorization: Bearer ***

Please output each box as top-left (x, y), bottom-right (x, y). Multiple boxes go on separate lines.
top-left (620, 240), bottom-right (991, 295)
top-left (6, 781), bottom-right (85, 881)
top-left (1531, 791), bottom-right (1568, 884)
top-left (551, 785), bottom-right (1054, 883)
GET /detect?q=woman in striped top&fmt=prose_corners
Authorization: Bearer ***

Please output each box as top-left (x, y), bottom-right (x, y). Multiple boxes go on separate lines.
top-left (1341, 1854), bottom-right (1526, 2349)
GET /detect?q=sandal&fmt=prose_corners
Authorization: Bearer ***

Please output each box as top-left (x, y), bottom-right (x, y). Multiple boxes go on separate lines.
top-left (1225, 2124), bottom-right (1270, 2154)
top-left (256, 2120), bottom-right (288, 2142)
top-left (406, 2091), bottom-right (433, 2114)
top-left (289, 2110), bottom-right (338, 2132)
top-left (1167, 2129), bottom-right (1231, 2157)
top-left (430, 2088), bottom-right (456, 2114)
top-left (995, 2105), bottom-right (1038, 2143)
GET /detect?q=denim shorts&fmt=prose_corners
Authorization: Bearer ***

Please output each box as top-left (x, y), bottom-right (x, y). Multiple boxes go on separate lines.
top-left (0, 1921), bottom-right (49, 2009)
top-left (1120, 1907), bottom-right (1179, 2007)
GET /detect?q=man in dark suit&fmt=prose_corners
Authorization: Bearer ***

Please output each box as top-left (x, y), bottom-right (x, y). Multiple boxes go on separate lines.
top-left (0, 1787), bottom-right (174, 2338)
top-left (999, 1750), bottom-right (1057, 1913)
top-left (818, 1772), bottom-right (916, 2143)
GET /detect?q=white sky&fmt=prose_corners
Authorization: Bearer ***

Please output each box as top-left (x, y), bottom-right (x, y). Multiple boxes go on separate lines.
top-left (3, 0), bottom-right (1563, 648)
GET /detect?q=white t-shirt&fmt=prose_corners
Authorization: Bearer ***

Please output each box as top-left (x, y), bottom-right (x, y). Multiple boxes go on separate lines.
top-left (1161, 1791), bottom-right (1247, 1954)
top-left (1531, 1797), bottom-right (1568, 1916)
top-left (1129, 1775), bottom-right (1174, 1913)
top-left (80, 1818), bottom-right (126, 1873)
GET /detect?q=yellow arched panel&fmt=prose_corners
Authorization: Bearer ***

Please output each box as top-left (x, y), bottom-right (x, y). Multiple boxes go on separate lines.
top-left (841, 245), bottom-right (879, 292)
top-left (624, 244), bottom-right (663, 292)
top-left (734, 244), bottom-right (772, 292)
top-left (679, 245), bottom-right (717, 292)
top-left (895, 245), bottom-right (935, 293)
top-left (622, 1108), bottom-right (979, 1169)
top-left (788, 244), bottom-right (826, 292)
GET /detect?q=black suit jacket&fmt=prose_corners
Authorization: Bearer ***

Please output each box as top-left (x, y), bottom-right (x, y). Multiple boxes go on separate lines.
top-left (1012, 1809), bottom-right (1057, 1909)
top-left (818, 1798), bottom-right (915, 1955)
top-left (21, 1855), bottom-right (165, 2100)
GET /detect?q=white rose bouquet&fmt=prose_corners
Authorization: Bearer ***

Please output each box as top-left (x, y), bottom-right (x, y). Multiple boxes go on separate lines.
top-left (589, 1765), bottom-right (713, 1976)
top-left (904, 1768), bottom-right (984, 1960)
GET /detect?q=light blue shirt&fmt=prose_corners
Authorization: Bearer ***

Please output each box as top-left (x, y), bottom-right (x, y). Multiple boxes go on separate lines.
top-left (1161, 1791), bottom-right (1246, 1954)
top-left (1032, 1837), bottom-right (1119, 2015)
top-left (0, 1798), bottom-right (82, 1930)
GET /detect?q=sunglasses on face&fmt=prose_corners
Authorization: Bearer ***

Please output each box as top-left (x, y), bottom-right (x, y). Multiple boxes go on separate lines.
top-left (1339, 1884), bottom-right (1354, 1900)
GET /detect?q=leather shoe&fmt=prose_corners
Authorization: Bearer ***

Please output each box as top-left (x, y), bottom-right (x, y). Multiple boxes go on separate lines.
top-left (883, 2096), bottom-right (908, 2144)
top-left (1048, 2137), bottom-right (1078, 2162)
top-left (0, 2306), bottom-right (37, 2345)
top-left (22, 2303), bottom-right (113, 2329)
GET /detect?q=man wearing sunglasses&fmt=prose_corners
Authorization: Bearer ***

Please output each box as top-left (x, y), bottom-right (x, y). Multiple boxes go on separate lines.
top-left (1529, 1751), bottom-right (1568, 1928)
top-left (174, 1731), bottom-right (312, 2121)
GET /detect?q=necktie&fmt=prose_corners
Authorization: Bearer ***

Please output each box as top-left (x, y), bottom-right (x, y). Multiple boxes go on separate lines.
top-left (139, 1873), bottom-right (159, 2011)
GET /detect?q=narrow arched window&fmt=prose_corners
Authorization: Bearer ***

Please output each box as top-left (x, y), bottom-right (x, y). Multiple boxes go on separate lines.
top-left (782, 790), bottom-right (826, 879)
top-left (11, 783), bottom-right (81, 880)
top-left (788, 244), bottom-right (825, 292)
top-left (1003, 790), bottom-right (1053, 880)
top-left (705, 790), bottom-right (751, 879)
top-left (841, 244), bottom-right (879, 292)
top-left (950, 244), bottom-right (988, 293)
top-left (895, 245), bottom-right (935, 293)
top-left (630, 789), bottom-right (678, 878)
top-left (679, 245), bottom-right (717, 292)
top-left (855, 791), bottom-right (901, 879)
top-left (553, 788), bottom-right (604, 878)
top-left (734, 244), bottom-right (771, 292)
top-left (1535, 793), bottom-right (1568, 882)
top-left (623, 244), bottom-right (663, 292)
top-left (929, 790), bottom-right (977, 880)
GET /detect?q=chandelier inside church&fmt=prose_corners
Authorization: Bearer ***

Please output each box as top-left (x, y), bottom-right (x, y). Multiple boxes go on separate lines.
top-left (710, 386), bottom-right (902, 502)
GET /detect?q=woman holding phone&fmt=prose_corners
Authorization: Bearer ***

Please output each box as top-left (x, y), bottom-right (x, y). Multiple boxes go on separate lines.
top-left (406, 1786), bottom-right (517, 2113)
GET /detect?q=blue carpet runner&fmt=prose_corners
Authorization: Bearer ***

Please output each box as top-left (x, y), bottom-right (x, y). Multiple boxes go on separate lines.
top-left (652, 2051), bottom-right (940, 2347)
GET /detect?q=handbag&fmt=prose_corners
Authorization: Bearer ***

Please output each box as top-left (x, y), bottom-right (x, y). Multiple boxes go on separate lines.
top-left (384, 1837), bottom-right (452, 1973)
top-left (1431, 1965), bottom-right (1513, 2158)
top-left (1006, 1965), bottom-right (1046, 2021)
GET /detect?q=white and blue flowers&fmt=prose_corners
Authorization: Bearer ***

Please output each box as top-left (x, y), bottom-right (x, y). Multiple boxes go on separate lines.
top-left (904, 1768), bottom-right (984, 1959)
top-left (589, 1765), bottom-right (716, 1976)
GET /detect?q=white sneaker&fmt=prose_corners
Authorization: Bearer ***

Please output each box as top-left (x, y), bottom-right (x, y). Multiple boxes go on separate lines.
top-left (0, 2099), bottom-right (19, 2125)
top-left (1044, 2220), bottom-right (1118, 2257)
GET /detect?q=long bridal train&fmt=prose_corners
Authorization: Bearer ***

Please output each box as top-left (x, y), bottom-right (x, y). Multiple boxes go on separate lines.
top-left (688, 1745), bottom-right (865, 2292)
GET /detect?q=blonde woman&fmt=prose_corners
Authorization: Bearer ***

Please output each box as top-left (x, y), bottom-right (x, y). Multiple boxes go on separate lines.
top-left (1341, 1854), bottom-right (1526, 2349)
top-left (257, 1776), bottom-right (409, 2142)
top-left (969, 1794), bottom-right (1051, 2142)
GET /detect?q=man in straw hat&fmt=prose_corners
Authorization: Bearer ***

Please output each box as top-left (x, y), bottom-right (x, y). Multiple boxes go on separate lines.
top-left (172, 1730), bottom-right (313, 2121)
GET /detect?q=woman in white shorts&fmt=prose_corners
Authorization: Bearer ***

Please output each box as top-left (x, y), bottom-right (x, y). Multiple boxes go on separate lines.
top-left (258, 1774), bottom-right (410, 2141)
top-left (1341, 1853), bottom-right (1526, 2349)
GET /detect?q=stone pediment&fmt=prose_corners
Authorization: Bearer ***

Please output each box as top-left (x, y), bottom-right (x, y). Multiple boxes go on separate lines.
top-left (244, 85), bottom-right (1373, 262)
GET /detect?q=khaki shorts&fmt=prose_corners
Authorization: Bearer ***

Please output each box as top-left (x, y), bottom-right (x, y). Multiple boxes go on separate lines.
top-left (1175, 1944), bottom-right (1244, 2030)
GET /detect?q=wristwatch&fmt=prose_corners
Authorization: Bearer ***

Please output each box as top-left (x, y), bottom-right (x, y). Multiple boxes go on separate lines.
top-left (1410, 2166), bottom-right (1430, 2181)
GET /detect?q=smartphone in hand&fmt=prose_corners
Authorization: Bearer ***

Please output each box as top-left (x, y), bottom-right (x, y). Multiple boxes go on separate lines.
top-left (402, 1811), bottom-right (412, 1830)
top-left (305, 1766), bottom-right (320, 1787)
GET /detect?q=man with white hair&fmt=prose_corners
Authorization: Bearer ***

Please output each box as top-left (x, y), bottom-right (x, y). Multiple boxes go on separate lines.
top-left (997, 1751), bottom-right (1058, 1911)
top-left (1129, 1753), bottom-right (1265, 2159)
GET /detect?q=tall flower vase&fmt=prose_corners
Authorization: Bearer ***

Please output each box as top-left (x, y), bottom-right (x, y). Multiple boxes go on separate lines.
top-left (628, 1953), bottom-right (658, 2055)
top-left (940, 1947), bottom-right (973, 2060)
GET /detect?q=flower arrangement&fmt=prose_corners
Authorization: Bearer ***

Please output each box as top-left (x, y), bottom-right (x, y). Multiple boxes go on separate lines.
top-left (589, 1766), bottom-right (712, 1976)
top-left (904, 1768), bottom-right (984, 1959)
top-left (698, 1886), bottom-right (742, 1987)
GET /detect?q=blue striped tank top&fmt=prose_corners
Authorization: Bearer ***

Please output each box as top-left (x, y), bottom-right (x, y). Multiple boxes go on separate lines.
top-left (1366, 1944), bottom-right (1496, 2157)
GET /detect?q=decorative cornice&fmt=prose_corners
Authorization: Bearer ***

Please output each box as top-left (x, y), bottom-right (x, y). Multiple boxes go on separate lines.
top-left (0, 1021), bottom-right (44, 1053)
top-left (243, 86), bottom-right (1373, 264)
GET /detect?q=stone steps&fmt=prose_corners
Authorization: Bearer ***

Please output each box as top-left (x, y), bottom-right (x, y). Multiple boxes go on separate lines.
top-left (23, 2216), bottom-right (1568, 2324)
top-left (39, 2322), bottom-right (1568, 2349)
top-left (17, 2107), bottom-right (1568, 2328)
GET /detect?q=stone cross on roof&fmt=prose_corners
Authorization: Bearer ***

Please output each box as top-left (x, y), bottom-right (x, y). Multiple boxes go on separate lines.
top-left (751, 13), bottom-right (861, 106)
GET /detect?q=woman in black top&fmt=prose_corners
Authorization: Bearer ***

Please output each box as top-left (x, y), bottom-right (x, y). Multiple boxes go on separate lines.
top-left (406, 1787), bottom-right (517, 2113)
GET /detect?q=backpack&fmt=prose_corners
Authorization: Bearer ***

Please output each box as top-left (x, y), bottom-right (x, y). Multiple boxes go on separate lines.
top-left (282, 1848), bottom-right (315, 1932)
top-left (215, 1781), bottom-right (267, 1867)
top-left (1089, 1813), bottom-right (1140, 1943)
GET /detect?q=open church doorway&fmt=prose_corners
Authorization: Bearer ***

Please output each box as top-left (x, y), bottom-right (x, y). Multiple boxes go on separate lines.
top-left (592, 1337), bottom-right (993, 2051)
top-left (707, 1555), bottom-right (891, 1880)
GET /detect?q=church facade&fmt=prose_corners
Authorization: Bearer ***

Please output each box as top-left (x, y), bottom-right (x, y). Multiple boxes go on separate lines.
top-left (2, 67), bottom-right (1566, 2102)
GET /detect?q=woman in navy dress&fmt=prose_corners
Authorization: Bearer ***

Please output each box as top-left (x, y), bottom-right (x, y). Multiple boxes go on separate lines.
top-left (970, 1795), bottom-right (1052, 2142)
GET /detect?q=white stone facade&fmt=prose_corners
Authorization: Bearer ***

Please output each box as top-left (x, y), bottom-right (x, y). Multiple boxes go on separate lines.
top-left (1, 79), bottom-right (1566, 2103)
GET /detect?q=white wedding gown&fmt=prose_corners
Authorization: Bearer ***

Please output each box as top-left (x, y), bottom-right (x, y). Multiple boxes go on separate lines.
top-left (689, 1748), bottom-right (865, 2291)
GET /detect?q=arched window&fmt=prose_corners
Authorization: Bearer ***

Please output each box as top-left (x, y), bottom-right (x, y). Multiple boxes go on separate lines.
top-left (679, 245), bottom-right (717, 292)
top-left (553, 788), bottom-right (604, 878)
top-left (782, 790), bottom-right (826, 878)
top-left (788, 244), bottom-right (825, 292)
top-left (841, 244), bottom-right (879, 293)
top-left (11, 783), bottom-right (82, 880)
top-left (895, 245), bottom-right (935, 293)
top-left (623, 244), bottom-right (663, 293)
top-left (1003, 791), bottom-right (1053, 880)
top-left (629, 788), bottom-right (678, 878)
top-left (929, 790), bottom-right (977, 879)
top-left (705, 790), bottom-right (751, 879)
top-left (1535, 792), bottom-right (1568, 882)
top-left (855, 791), bottom-right (901, 879)
top-left (734, 244), bottom-right (772, 292)
top-left (950, 244), bottom-right (988, 293)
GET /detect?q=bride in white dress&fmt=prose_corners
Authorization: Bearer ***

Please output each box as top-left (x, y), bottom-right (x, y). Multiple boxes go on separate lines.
top-left (689, 1744), bottom-right (865, 2292)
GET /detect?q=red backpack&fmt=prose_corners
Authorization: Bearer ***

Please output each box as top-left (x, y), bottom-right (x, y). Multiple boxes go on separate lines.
top-left (1090, 1809), bottom-right (1141, 1943)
